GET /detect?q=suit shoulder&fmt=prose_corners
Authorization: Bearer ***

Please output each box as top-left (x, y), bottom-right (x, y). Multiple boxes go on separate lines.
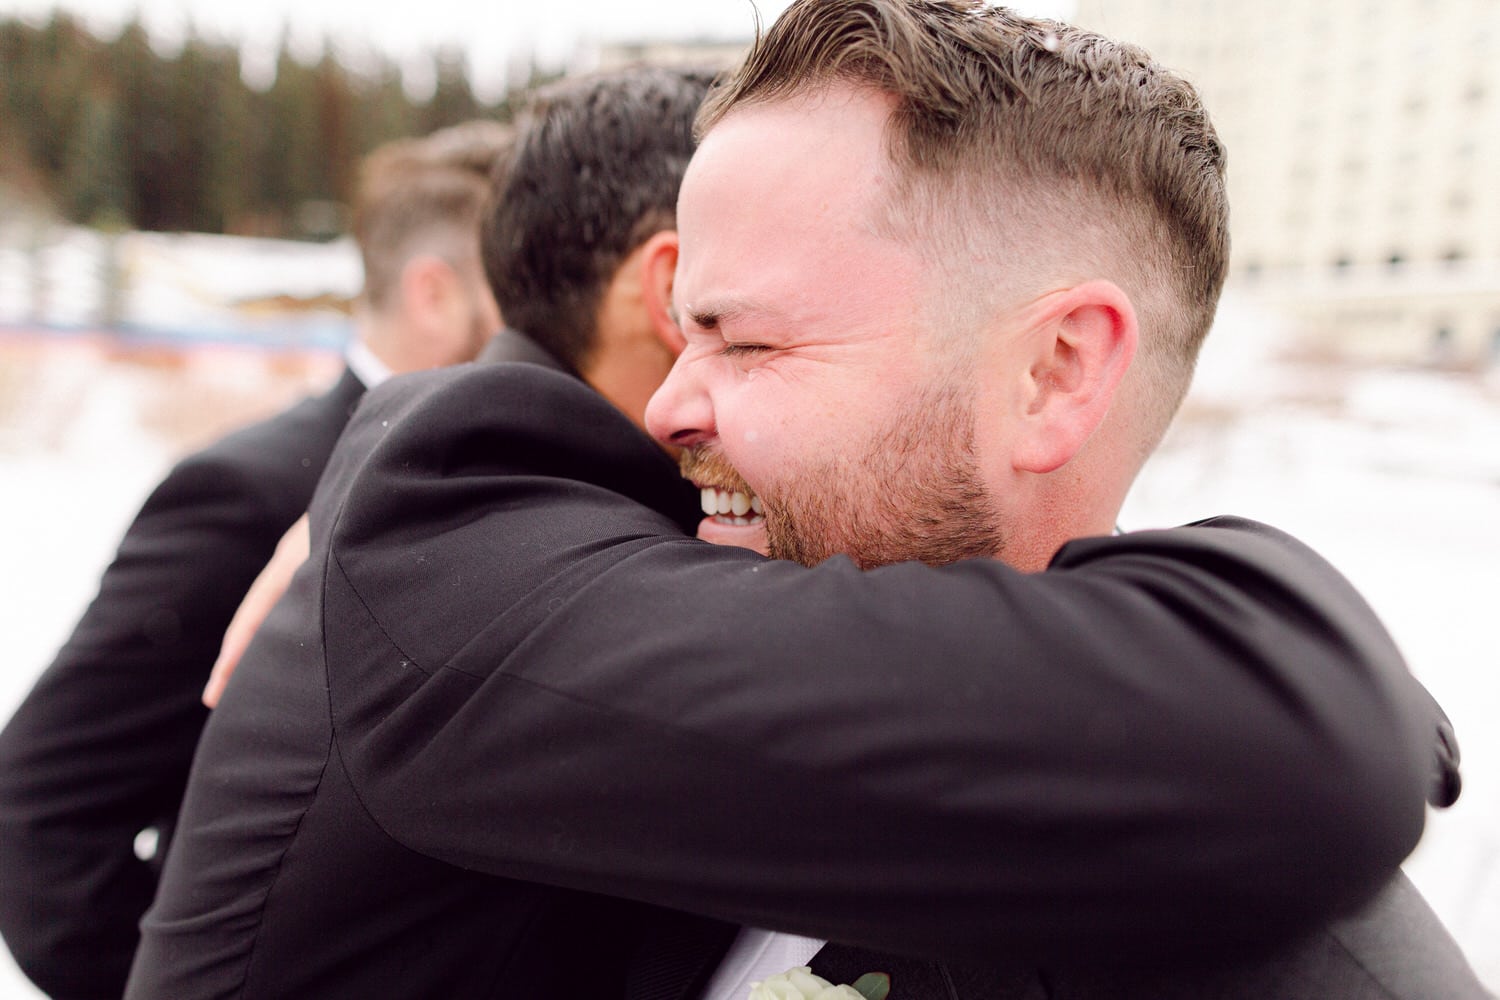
top-left (1053, 516), bottom-right (1347, 589)
top-left (353, 361), bottom-right (592, 429)
top-left (349, 362), bottom-right (670, 488)
top-left (326, 361), bottom-right (700, 555)
top-left (162, 369), bottom-right (362, 495)
top-left (200, 368), bottom-right (361, 462)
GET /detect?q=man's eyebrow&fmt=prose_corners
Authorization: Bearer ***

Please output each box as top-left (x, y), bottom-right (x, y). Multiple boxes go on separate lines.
top-left (684, 301), bottom-right (739, 330)
top-left (684, 296), bottom-right (780, 331)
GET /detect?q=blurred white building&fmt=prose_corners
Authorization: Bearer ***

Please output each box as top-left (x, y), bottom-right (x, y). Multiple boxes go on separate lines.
top-left (1073, 0), bottom-right (1500, 366)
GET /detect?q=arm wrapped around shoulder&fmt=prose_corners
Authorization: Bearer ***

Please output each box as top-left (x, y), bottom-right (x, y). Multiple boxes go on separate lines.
top-left (324, 365), bottom-right (1438, 967)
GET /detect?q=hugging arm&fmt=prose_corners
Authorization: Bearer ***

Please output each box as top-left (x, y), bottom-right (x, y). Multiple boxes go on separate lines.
top-left (322, 363), bottom-right (1435, 967)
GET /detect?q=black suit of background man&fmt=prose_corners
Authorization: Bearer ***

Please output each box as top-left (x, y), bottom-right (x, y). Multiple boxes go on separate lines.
top-left (0, 370), bottom-right (361, 997)
top-left (0, 120), bottom-right (510, 1000)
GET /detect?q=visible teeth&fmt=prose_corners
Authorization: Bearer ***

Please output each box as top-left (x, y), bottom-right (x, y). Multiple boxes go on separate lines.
top-left (697, 486), bottom-right (766, 523)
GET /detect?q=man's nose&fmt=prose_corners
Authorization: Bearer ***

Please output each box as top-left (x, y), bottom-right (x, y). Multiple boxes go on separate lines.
top-left (645, 354), bottom-right (715, 449)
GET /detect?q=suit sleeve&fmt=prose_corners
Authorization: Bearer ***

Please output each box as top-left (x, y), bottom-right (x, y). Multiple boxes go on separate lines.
top-left (0, 442), bottom-right (305, 998)
top-left (323, 365), bottom-right (1436, 968)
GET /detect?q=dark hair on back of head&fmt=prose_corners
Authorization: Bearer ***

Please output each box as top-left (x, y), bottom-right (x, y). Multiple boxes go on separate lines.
top-left (482, 66), bottom-right (717, 372)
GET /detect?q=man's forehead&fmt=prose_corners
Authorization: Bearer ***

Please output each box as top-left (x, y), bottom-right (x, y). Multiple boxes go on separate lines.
top-left (680, 89), bottom-right (897, 248)
top-left (690, 85), bottom-right (894, 182)
top-left (675, 84), bottom-right (926, 330)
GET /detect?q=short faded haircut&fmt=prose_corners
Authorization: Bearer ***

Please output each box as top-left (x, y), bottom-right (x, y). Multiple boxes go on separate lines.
top-left (353, 120), bottom-right (514, 312)
top-left (698, 0), bottom-right (1229, 425)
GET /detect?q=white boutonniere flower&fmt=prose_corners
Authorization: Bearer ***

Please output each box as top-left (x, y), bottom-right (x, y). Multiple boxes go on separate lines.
top-left (748, 965), bottom-right (890, 1000)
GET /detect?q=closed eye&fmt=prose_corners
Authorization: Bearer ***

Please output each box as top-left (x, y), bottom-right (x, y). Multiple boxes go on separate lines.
top-left (722, 342), bottom-right (774, 358)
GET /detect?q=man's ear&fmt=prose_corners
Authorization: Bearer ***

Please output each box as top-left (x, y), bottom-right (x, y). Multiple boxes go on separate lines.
top-left (639, 230), bottom-right (684, 356)
top-left (1011, 280), bottom-right (1138, 474)
top-left (399, 253), bottom-right (463, 335)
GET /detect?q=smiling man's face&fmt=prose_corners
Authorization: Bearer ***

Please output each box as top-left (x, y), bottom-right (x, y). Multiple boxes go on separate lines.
top-left (645, 84), bottom-right (1008, 569)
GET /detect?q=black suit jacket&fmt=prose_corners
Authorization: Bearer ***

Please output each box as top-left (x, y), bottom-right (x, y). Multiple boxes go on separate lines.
top-left (0, 365), bottom-right (365, 1000)
top-left (128, 344), bottom-right (1479, 998)
top-left (808, 870), bottom-right (1491, 998)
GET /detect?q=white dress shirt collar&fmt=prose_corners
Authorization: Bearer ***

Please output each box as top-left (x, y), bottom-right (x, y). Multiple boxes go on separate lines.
top-left (345, 337), bottom-right (395, 390)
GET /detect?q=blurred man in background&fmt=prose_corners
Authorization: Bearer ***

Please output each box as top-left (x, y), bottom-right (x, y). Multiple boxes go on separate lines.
top-left (0, 119), bottom-right (509, 1000)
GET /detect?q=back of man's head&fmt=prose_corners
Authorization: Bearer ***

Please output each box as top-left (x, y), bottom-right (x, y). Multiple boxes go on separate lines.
top-left (354, 120), bottom-right (514, 315)
top-left (482, 67), bottom-right (716, 373)
top-left (699, 0), bottom-right (1229, 439)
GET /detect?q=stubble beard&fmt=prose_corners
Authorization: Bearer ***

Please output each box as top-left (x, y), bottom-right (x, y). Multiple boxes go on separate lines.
top-left (767, 383), bottom-right (1006, 570)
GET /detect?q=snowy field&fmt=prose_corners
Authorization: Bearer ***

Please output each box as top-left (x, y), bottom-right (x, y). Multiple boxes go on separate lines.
top-left (0, 286), bottom-right (1497, 994)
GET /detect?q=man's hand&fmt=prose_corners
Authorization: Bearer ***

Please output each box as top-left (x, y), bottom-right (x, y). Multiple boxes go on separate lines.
top-left (202, 514), bottom-right (310, 708)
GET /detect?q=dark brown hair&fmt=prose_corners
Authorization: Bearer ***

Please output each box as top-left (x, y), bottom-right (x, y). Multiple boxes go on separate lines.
top-left (482, 67), bottom-right (716, 372)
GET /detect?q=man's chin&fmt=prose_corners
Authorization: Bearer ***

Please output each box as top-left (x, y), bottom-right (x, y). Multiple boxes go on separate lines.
top-left (696, 515), bottom-right (770, 556)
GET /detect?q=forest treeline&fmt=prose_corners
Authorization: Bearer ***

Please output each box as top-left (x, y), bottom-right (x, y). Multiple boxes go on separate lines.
top-left (0, 11), bottom-right (550, 238)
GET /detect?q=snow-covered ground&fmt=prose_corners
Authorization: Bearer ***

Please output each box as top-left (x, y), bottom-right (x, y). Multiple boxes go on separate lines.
top-left (0, 285), bottom-right (1496, 994)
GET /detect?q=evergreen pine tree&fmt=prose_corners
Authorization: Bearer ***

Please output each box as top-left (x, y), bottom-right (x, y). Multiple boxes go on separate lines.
top-left (420, 47), bottom-right (481, 134)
